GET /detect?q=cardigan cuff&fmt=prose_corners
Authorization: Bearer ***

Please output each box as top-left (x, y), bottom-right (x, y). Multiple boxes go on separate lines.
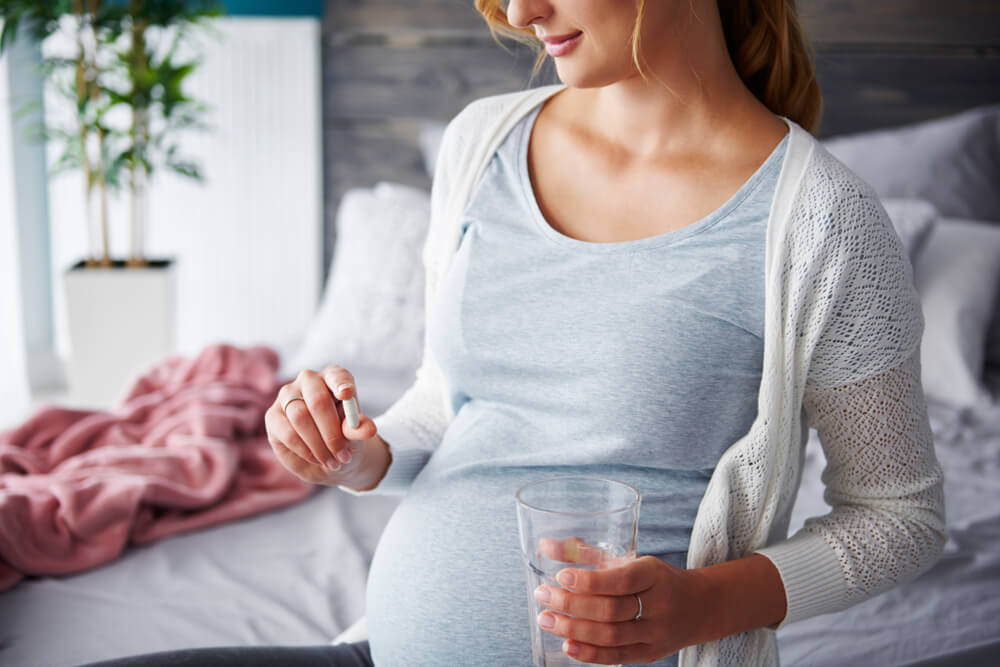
top-left (755, 531), bottom-right (850, 627)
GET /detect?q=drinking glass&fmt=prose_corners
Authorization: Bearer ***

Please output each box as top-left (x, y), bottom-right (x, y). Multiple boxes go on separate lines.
top-left (515, 476), bottom-right (641, 667)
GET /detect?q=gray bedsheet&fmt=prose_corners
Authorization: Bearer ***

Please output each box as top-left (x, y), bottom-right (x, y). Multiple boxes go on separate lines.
top-left (776, 402), bottom-right (1000, 666)
top-left (0, 488), bottom-right (399, 666)
top-left (2, 393), bottom-right (998, 666)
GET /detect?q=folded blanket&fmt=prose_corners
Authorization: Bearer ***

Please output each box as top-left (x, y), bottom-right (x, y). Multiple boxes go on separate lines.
top-left (0, 344), bottom-right (312, 591)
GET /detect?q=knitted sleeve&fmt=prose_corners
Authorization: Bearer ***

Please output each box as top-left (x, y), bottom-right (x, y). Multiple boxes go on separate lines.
top-left (759, 351), bottom-right (946, 624)
top-left (757, 155), bottom-right (946, 623)
top-left (806, 351), bottom-right (945, 604)
top-left (803, 165), bottom-right (925, 389)
top-left (367, 113), bottom-right (470, 494)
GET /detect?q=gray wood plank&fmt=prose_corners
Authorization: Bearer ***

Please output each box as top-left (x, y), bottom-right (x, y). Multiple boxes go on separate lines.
top-left (325, 42), bottom-right (557, 122)
top-left (326, 0), bottom-right (1000, 46)
top-left (324, 121), bottom-right (429, 202)
top-left (322, 120), bottom-right (431, 273)
top-left (815, 49), bottom-right (1000, 136)
top-left (326, 0), bottom-right (487, 36)
top-left (800, 0), bottom-right (1000, 47)
top-left (325, 43), bottom-right (1000, 132)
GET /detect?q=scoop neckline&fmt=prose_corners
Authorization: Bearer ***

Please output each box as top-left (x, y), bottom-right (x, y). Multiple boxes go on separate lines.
top-left (516, 104), bottom-right (790, 253)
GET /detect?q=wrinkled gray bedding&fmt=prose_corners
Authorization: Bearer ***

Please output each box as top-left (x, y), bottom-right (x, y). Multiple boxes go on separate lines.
top-left (3, 395), bottom-right (998, 667)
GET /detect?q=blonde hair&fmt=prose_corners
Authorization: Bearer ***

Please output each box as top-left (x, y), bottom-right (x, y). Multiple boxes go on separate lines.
top-left (473, 0), bottom-right (823, 133)
top-left (716, 0), bottom-right (822, 133)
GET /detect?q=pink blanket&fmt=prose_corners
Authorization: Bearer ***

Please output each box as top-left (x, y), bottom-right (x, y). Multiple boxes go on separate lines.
top-left (0, 344), bottom-right (312, 591)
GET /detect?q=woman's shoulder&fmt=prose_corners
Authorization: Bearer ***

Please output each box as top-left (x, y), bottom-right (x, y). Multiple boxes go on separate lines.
top-left (451, 85), bottom-right (564, 129)
top-left (803, 138), bottom-right (882, 208)
top-left (783, 128), bottom-right (899, 254)
top-left (780, 129), bottom-right (922, 384)
top-left (780, 126), bottom-right (914, 299)
top-left (436, 85), bottom-right (565, 166)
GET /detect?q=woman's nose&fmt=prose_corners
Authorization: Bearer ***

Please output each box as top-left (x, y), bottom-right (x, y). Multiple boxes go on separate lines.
top-left (505, 0), bottom-right (552, 29)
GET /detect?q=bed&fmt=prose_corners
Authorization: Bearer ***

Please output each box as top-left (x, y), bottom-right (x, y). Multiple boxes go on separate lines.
top-left (3, 0), bottom-right (1000, 665)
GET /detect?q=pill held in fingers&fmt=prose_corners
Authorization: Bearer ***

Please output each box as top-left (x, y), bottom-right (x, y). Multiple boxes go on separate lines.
top-left (342, 396), bottom-right (360, 429)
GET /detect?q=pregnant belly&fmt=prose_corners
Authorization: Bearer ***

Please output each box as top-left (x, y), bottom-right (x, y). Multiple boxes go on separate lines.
top-left (366, 474), bottom-right (534, 667)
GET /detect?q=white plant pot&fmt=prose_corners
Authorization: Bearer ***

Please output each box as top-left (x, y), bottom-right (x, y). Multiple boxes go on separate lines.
top-left (63, 259), bottom-right (176, 409)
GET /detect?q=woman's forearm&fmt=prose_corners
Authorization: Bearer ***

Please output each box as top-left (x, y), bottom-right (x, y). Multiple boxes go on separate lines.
top-left (688, 553), bottom-right (787, 643)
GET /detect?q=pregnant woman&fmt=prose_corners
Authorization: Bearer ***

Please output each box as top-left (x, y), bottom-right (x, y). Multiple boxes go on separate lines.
top-left (89, 0), bottom-right (945, 665)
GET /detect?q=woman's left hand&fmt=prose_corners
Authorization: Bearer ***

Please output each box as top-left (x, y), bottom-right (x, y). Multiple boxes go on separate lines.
top-left (534, 555), bottom-right (701, 665)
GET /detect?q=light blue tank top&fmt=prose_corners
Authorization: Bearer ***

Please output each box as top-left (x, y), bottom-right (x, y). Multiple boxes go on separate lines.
top-left (366, 104), bottom-right (788, 666)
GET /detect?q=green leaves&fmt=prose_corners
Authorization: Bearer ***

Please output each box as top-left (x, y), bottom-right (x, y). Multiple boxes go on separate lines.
top-left (0, 0), bottom-right (71, 53)
top-left (2, 0), bottom-right (219, 187)
top-left (2, 0), bottom-right (220, 261)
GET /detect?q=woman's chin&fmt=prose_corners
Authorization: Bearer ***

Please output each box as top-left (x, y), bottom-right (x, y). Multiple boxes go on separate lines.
top-left (552, 61), bottom-right (637, 90)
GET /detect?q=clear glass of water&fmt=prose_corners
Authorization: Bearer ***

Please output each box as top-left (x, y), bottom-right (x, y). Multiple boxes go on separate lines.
top-left (515, 476), bottom-right (641, 667)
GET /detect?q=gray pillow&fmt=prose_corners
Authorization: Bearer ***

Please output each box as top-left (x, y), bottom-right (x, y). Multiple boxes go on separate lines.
top-left (824, 106), bottom-right (1000, 223)
top-left (913, 219), bottom-right (1000, 408)
top-left (986, 297), bottom-right (1000, 399)
top-left (880, 198), bottom-right (938, 263)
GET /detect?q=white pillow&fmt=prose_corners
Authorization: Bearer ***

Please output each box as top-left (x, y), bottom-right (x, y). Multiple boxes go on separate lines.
top-left (285, 182), bottom-right (430, 387)
top-left (913, 219), bottom-right (1000, 408)
top-left (880, 198), bottom-right (938, 263)
top-left (419, 121), bottom-right (448, 177)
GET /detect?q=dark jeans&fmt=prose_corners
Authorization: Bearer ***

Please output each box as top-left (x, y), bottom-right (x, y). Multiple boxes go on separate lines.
top-left (78, 641), bottom-right (373, 667)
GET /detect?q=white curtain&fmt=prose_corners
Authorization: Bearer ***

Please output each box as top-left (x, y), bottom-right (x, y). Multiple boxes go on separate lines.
top-left (0, 25), bottom-right (53, 430)
top-left (0, 35), bottom-right (32, 430)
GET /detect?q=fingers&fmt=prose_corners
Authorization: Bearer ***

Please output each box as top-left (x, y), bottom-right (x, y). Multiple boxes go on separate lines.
top-left (557, 555), bottom-right (656, 596)
top-left (536, 610), bottom-right (646, 648)
top-left (535, 556), bottom-right (682, 666)
top-left (266, 396), bottom-right (321, 466)
top-left (534, 585), bottom-right (640, 623)
top-left (321, 367), bottom-right (377, 441)
top-left (300, 370), bottom-right (353, 465)
top-left (264, 366), bottom-right (378, 476)
top-left (268, 436), bottom-right (328, 484)
top-left (279, 378), bottom-right (341, 469)
top-left (539, 537), bottom-right (618, 567)
top-left (560, 639), bottom-right (658, 666)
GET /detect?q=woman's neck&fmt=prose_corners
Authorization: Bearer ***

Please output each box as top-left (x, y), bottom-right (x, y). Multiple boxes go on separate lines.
top-left (562, 4), bottom-right (781, 162)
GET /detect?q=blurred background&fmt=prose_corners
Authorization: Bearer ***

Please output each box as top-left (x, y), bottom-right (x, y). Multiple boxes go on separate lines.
top-left (1, 1), bottom-right (326, 424)
top-left (1, 3), bottom-right (999, 665)
top-left (2, 0), bottom-right (999, 431)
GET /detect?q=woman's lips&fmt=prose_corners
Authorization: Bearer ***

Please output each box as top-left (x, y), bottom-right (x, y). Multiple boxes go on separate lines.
top-left (542, 32), bottom-right (582, 58)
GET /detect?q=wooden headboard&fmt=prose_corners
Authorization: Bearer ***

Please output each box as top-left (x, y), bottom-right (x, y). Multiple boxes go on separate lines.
top-left (320, 0), bottom-right (1000, 273)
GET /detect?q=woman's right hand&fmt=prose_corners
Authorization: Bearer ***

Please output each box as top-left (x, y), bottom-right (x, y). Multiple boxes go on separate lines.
top-left (265, 365), bottom-right (379, 486)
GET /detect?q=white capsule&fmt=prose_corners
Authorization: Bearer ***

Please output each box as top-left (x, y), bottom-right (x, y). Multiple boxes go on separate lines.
top-left (343, 396), bottom-right (360, 429)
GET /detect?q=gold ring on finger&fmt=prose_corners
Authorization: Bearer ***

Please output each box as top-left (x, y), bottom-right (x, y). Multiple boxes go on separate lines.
top-left (281, 395), bottom-right (306, 413)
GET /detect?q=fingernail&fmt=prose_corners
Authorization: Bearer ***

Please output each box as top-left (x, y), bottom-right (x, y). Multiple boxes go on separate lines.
top-left (537, 612), bottom-right (555, 629)
top-left (337, 448), bottom-right (352, 464)
top-left (325, 457), bottom-right (340, 471)
top-left (564, 641), bottom-right (580, 657)
top-left (336, 383), bottom-right (353, 397)
top-left (533, 586), bottom-right (551, 604)
top-left (557, 570), bottom-right (576, 588)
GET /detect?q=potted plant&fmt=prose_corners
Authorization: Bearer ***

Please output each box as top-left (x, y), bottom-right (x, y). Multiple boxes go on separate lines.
top-left (0, 0), bottom-right (220, 407)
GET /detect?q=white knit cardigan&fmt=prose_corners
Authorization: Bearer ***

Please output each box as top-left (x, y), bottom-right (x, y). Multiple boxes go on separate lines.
top-left (372, 85), bottom-right (946, 666)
